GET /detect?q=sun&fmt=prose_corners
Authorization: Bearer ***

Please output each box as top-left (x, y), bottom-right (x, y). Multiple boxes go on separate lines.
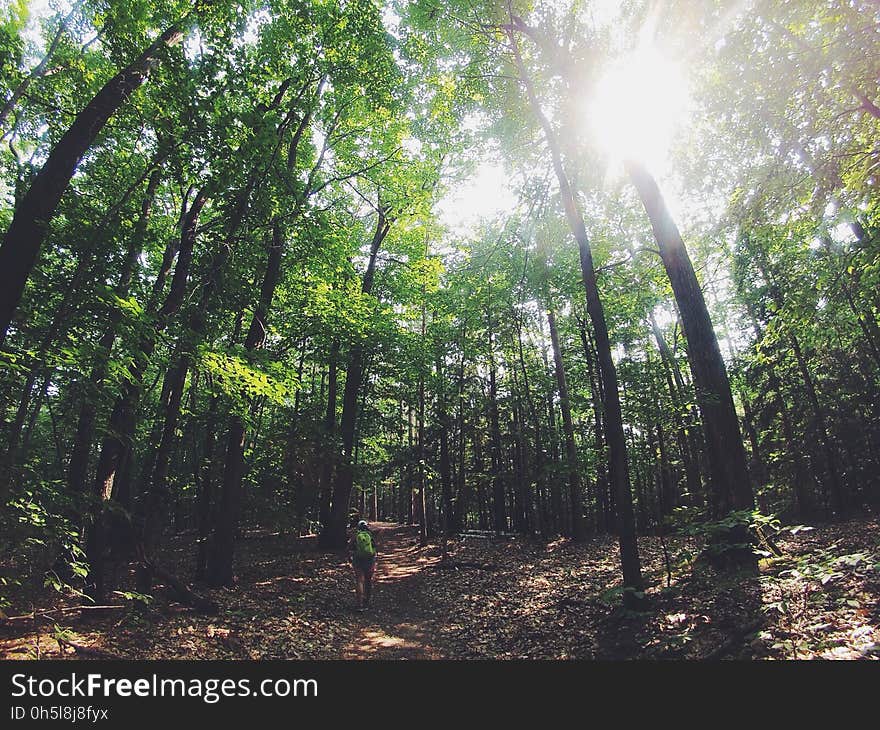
top-left (585, 44), bottom-right (690, 175)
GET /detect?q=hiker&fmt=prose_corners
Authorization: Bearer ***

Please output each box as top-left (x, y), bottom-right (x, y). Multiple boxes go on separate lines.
top-left (349, 520), bottom-right (379, 609)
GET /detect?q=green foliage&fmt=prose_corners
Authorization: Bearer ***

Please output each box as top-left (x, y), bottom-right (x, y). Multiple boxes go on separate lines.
top-left (199, 346), bottom-right (297, 408)
top-left (1, 482), bottom-right (88, 609)
top-left (674, 508), bottom-right (780, 559)
top-left (112, 589), bottom-right (153, 605)
top-left (0, 0), bottom-right (878, 611)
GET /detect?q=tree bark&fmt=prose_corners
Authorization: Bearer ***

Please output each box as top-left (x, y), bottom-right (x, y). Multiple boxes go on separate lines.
top-left (626, 160), bottom-right (754, 518)
top-left (547, 308), bottom-right (585, 540)
top-left (509, 29), bottom-right (643, 596)
top-left (0, 21), bottom-right (187, 344)
top-left (205, 220), bottom-right (284, 586)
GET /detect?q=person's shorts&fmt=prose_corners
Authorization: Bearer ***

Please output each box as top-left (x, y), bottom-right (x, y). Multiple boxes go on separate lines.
top-left (352, 556), bottom-right (376, 575)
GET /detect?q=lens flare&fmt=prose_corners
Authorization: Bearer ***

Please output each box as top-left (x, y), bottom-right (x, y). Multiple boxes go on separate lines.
top-left (586, 45), bottom-right (689, 175)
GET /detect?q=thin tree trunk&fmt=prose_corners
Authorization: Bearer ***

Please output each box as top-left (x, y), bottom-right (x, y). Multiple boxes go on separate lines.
top-left (318, 339), bottom-right (339, 531)
top-left (322, 210), bottom-right (392, 548)
top-left (205, 220), bottom-right (284, 586)
top-left (516, 314), bottom-right (543, 536)
top-left (509, 30), bottom-right (643, 596)
top-left (436, 350), bottom-right (454, 543)
top-left (487, 315), bottom-right (506, 534)
top-left (547, 308), bottom-right (585, 540)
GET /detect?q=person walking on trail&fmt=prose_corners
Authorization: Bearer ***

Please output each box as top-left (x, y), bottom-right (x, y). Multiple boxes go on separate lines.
top-left (349, 520), bottom-right (379, 610)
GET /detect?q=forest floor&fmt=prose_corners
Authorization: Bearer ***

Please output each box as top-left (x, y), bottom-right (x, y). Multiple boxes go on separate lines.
top-left (1, 518), bottom-right (879, 660)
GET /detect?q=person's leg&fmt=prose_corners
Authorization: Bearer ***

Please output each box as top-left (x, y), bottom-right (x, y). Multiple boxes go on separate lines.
top-left (353, 563), bottom-right (365, 608)
top-left (364, 559), bottom-right (375, 607)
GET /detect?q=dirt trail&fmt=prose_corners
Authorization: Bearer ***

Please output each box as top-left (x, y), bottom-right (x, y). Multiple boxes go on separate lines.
top-left (340, 523), bottom-right (443, 659)
top-left (3, 519), bottom-right (876, 660)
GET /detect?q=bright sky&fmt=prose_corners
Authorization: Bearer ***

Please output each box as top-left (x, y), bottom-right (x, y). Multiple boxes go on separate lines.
top-left (585, 44), bottom-right (691, 179)
top-left (21, 0), bottom-right (68, 49)
top-left (25, 0), bottom-right (53, 19)
top-left (16, 0), bottom-right (702, 258)
top-left (435, 157), bottom-right (518, 236)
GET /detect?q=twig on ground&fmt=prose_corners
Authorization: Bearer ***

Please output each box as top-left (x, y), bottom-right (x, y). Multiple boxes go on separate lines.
top-left (56, 637), bottom-right (120, 659)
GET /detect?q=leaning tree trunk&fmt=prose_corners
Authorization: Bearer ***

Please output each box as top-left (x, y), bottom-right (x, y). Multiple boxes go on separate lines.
top-left (625, 161), bottom-right (754, 519)
top-left (0, 21), bottom-right (187, 344)
top-left (509, 29), bottom-right (643, 599)
top-left (84, 189), bottom-right (204, 602)
top-left (321, 210), bottom-right (391, 548)
top-left (204, 221), bottom-right (284, 587)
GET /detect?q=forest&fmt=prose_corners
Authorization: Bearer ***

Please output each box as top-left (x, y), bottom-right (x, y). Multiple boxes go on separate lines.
top-left (0, 0), bottom-right (878, 661)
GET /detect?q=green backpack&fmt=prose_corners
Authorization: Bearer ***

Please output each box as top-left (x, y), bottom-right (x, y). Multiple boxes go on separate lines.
top-left (354, 529), bottom-right (376, 559)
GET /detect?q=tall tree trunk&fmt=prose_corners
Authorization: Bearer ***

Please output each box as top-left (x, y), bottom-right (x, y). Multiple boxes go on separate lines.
top-left (0, 21), bottom-right (187, 344)
top-left (516, 315), bottom-right (543, 536)
top-left (317, 339), bottom-right (339, 530)
top-left (509, 30), bottom-right (643, 597)
top-left (625, 160), bottom-right (754, 519)
top-left (547, 308), bottom-right (585, 540)
top-left (487, 317), bottom-right (507, 534)
top-left (454, 336), bottom-right (467, 533)
top-left (205, 220), bottom-right (284, 587)
top-left (436, 350), bottom-right (455, 542)
top-left (322, 210), bottom-right (392, 548)
top-left (541, 344), bottom-right (563, 535)
top-left (407, 403), bottom-right (416, 525)
top-left (417, 282), bottom-right (429, 547)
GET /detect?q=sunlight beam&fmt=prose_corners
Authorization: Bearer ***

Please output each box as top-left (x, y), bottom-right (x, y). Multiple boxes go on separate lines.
top-left (585, 44), bottom-right (689, 177)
